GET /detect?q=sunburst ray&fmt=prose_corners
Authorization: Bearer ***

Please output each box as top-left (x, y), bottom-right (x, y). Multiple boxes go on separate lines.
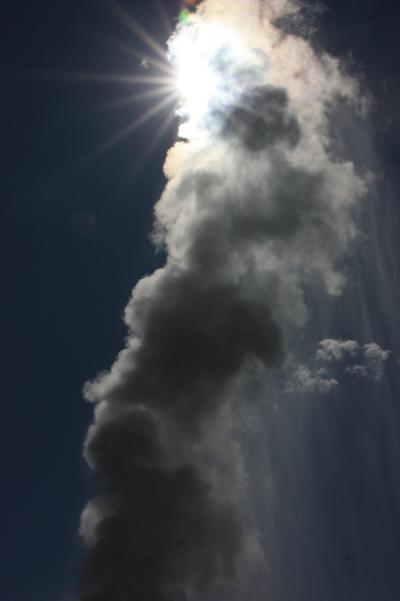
top-left (40, 70), bottom-right (173, 87)
top-left (98, 86), bottom-right (177, 112)
top-left (101, 35), bottom-right (174, 77)
top-left (78, 93), bottom-right (177, 166)
top-left (155, 0), bottom-right (173, 37)
top-left (123, 110), bottom-right (178, 185)
top-left (104, 0), bottom-right (168, 62)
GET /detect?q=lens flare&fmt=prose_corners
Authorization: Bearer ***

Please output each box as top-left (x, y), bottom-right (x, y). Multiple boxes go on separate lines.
top-left (179, 9), bottom-right (191, 24)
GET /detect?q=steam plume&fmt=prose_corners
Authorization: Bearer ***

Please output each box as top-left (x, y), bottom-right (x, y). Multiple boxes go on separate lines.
top-left (79, 1), bottom-right (367, 599)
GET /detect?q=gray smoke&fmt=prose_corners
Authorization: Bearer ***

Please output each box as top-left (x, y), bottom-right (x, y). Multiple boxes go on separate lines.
top-left (79, 1), bottom-right (368, 599)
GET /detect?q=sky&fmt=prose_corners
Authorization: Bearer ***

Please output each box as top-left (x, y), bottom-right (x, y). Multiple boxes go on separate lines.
top-left (1, 1), bottom-right (400, 600)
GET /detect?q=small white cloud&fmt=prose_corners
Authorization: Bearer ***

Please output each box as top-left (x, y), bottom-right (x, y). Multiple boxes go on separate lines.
top-left (363, 343), bottom-right (391, 380)
top-left (316, 339), bottom-right (359, 362)
top-left (288, 339), bottom-right (393, 394)
top-left (316, 339), bottom-right (391, 381)
top-left (363, 343), bottom-right (390, 363)
top-left (286, 364), bottom-right (338, 394)
top-left (345, 364), bottom-right (368, 378)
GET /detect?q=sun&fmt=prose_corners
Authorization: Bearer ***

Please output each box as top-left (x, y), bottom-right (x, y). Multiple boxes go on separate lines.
top-left (168, 21), bottom-right (245, 138)
top-left (56, 1), bottom-right (245, 164)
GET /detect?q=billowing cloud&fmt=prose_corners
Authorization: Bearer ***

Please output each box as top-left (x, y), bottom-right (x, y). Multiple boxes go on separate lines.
top-left (79, 1), bottom-right (368, 599)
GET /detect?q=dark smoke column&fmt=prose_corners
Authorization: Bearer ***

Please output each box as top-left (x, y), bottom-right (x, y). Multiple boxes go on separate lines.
top-left (79, 1), bottom-right (367, 600)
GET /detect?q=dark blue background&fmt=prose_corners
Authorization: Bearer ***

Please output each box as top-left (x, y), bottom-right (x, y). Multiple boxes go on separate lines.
top-left (1, 2), bottom-right (178, 599)
top-left (1, 1), bottom-right (399, 600)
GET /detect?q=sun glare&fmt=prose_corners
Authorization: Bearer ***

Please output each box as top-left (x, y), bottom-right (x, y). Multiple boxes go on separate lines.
top-left (57, 1), bottom-right (248, 166)
top-left (168, 22), bottom-right (245, 137)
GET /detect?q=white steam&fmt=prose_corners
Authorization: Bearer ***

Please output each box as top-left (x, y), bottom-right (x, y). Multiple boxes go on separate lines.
top-left (79, 2), bottom-right (372, 600)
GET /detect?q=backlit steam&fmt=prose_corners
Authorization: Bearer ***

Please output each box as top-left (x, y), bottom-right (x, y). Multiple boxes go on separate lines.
top-left (79, 1), bottom-right (367, 600)
top-left (170, 21), bottom-right (254, 138)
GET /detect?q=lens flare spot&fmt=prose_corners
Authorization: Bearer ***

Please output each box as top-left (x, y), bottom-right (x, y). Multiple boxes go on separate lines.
top-left (179, 9), bottom-right (191, 24)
